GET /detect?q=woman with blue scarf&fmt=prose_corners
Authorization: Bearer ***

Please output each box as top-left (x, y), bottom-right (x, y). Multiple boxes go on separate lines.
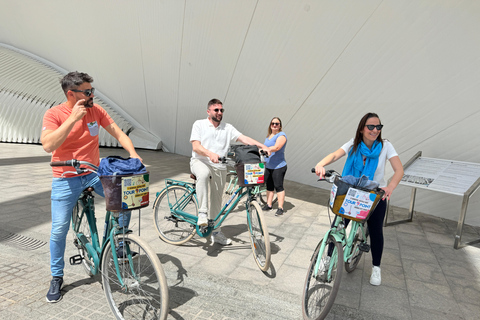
top-left (314, 112), bottom-right (403, 286)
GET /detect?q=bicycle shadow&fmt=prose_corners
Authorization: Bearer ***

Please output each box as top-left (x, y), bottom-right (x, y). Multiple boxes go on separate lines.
top-left (157, 253), bottom-right (198, 317)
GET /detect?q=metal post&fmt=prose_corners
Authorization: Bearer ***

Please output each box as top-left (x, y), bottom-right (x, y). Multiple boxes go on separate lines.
top-left (138, 209), bottom-right (141, 237)
top-left (454, 176), bottom-right (480, 249)
top-left (384, 151), bottom-right (421, 226)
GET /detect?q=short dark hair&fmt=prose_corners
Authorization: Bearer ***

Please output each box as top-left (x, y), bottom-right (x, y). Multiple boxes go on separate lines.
top-left (207, 98), bottom-right (223, 109)
top-left (60, 71), bottom-right (93, 95)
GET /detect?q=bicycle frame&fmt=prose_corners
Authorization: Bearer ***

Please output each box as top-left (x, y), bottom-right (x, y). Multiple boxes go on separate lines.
top-left (72, 190), bottom-right (137, 287)
top-left (162, 178), bottom-right (256, 236)
top-left (313, 215), bottom-right (368, 279)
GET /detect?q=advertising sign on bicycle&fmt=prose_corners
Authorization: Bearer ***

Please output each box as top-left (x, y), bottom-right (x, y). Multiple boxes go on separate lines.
top-left (121, 174), bottom-right (150, 210)
top-left (339, 188), bottom-right (376, 220)
top-left (329, 184), bottom-right (337, 208)
top-left (242, 163), bottom-right (265, 185)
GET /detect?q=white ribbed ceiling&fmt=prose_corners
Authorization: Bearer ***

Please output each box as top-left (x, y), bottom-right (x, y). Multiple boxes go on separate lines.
top-left (0, 45), bottom-right (162, 149)
top-left (1, 0), bottom-right (480, 226)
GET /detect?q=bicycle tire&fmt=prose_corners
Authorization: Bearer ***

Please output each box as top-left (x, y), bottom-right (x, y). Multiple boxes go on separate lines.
top-left (258, 188), bottom-right (278, 207)
top-left (71, 201), bottom-right (93, 276)
top-left (345, 226), bottom-right (369, 273)
top-left (247, 201), bottom-right (271, 271)
top-left (153, 186), bottom-right (197, 245)
top-left (302, 235), bottom-right (343, 320)
top-left (102, 233), bottom-right (169, 320)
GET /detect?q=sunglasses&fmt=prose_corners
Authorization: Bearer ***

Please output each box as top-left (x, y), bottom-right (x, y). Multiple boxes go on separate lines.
top-left (211, 108), bottom-right (224, 113)
top-left (71, 88), bottom-right (95, 97)
top-left (365, 124), bottom-right (383, 130)
top-left (271, 122), bottom-right (280, 126)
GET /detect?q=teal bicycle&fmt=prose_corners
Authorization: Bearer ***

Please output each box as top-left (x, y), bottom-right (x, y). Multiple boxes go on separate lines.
top-left (52, 159), bottom-right (169, 320)
top-left (302, 170), bottom-right (384, 320)
top-left (152, 158), bottom-right (271, 271)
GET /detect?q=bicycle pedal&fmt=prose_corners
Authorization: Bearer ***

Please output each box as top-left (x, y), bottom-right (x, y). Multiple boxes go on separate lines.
top-left (359, 242), bottom-right (370, 252)
top-left (69, 254), bottom-right (83, 265)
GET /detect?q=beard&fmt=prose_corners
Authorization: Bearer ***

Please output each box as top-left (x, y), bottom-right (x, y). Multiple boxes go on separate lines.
top-left (211, 114), bottom-right (222, 123)
top-left (84, 98), bottom-right (94, 108)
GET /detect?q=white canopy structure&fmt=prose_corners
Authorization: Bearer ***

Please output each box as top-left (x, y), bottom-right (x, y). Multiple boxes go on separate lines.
top-left (1, 0), bottom-right (479, 226)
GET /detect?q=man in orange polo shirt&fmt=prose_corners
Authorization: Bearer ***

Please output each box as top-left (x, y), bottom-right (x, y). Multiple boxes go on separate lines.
top-left (41, 71), bottom-right (142, 303)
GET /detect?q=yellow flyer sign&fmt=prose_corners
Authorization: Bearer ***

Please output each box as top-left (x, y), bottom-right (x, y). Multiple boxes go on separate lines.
top-left (121, 174), bottom-right (149, 210)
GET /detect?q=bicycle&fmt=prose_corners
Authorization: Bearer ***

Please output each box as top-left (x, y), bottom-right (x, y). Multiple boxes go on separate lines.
top-left (222, 169), bottom-right (276, 209)
top-left (302, 169), bottom-right (384, 320)
top-left (221, 148), bottom-right (276, 208)
top-left (52, 159), bottom-right (169, 320)
top-left (152, 157), bottom-right (271, 271)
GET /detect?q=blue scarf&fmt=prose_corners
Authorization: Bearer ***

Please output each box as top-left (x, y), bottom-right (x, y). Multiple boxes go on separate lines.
top-left (342, 140), bottom-right (382, 180)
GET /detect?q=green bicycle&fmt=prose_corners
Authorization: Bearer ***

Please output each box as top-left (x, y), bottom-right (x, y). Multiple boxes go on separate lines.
top-left (152, 158), bottom-right (271, 271)
top-left (302, 169), bottom-right (384, 320)
top-left (53, 159), bottom-right (169, 320)
top-left (222, 169), bottom-right (277, 209)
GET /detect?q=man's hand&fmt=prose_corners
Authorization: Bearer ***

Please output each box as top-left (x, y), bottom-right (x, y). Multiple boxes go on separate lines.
top-left (70, 99), bottom-right (88, 122)
top-left (208, 152), bottom-right (221, 163)
top-left (130, 152), bottom-right (143, 163)
top-left (260, 146), bottom-right (272, 157)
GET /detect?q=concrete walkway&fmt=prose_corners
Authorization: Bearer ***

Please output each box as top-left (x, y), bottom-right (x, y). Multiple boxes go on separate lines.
top-left (0, 142), bottom-right (479, 319)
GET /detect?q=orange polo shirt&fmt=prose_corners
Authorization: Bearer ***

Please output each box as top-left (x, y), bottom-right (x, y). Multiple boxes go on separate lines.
top-left (42, 103), bottom-right (114, 177)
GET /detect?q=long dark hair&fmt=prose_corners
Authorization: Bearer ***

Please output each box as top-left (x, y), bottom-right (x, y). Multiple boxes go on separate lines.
top-left (267, 117), bottom-right (282, 137)
top-left (351, 112), bottom-right (383, 154)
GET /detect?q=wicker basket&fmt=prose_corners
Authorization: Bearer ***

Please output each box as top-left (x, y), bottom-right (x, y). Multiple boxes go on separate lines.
top-left (329, 176), bottom-right (384, 222)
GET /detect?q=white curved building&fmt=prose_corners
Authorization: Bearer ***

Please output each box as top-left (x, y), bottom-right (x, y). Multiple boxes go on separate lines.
top-left (1, 0), bottom-right (479, 226)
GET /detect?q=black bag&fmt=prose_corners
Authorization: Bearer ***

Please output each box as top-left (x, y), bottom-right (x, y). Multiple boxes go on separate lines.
top-left (234, 145), bottom-right (261, 164)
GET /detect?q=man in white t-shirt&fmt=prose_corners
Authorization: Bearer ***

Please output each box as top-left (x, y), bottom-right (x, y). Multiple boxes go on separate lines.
top-left (190, 98), bottom-right (270, 245)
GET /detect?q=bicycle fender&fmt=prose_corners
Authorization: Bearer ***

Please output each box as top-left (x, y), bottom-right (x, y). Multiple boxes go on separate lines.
top-left (83, 242), bottom-right (100, 275)
top-left (330, 232), bottom-right (344, 243)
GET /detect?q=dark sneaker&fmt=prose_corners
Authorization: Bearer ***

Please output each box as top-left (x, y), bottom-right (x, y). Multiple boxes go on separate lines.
top-left (46, 276), bottom-right (63, 303)
top-left (116, 245), bottom-right (138, 262)
top-left (275, 208), bottom-right (284, 216)
top-left (262, 204), bottom-right (272, 211)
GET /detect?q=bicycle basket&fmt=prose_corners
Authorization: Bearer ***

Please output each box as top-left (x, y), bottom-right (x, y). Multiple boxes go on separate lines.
top-left (329, 176), bottom-right (384, 222)
top-left (235, 162), bottom-right (265, 187)
top-left (99, 173), bottom-right (150, 212)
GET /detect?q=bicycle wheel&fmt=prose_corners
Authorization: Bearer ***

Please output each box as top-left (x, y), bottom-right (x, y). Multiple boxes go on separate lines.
top-left (71, 201), bottom-right (93, 276)
top-left (258, 188), bottom-right (277, 207)
top-left (345, 225), bottom-right (369, 273)
top-left (102, 233), bottom-right (169, 320)
top-left (302, 235), bottom-right (343, 320)
top-left (247, 201), bottom-right (271, 271)
top-left (153, 186), bottom-right (197, 245)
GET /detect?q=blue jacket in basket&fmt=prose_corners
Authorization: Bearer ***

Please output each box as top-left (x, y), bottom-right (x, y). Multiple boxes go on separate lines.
top-left (98, 156), bottom-right (147, 176)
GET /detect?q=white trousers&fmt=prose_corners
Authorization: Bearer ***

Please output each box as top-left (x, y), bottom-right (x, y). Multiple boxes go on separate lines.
top-left (190, 158), bottom-right (226, 220)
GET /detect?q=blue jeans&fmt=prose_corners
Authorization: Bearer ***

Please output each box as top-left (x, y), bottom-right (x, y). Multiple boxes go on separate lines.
top-left (50, 173), bottom-right (131, 277)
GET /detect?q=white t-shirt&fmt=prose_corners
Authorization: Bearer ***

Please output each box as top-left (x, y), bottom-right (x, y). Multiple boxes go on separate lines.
top-left (190, 118), bottom-right (242, 169)
top-left (340, 138), bottom-right (398, 188)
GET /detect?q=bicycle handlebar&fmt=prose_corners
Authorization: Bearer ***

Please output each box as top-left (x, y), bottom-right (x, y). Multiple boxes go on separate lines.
top-left (260, 149), bottom-right (269, 158)
top-left (50, 159), bottom-right (99, 176)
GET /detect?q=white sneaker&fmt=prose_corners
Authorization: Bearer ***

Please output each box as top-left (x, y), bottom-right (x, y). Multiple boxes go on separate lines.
top-left (197, 212), bottom-right (208, 226)
top-left (212, 231), bottom-right (232, 245)
top-left (370, 266), bottom-right (381, 286)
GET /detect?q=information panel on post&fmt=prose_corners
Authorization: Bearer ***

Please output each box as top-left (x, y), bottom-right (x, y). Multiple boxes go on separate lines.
top-left (385, 152), bottom-right (480, 249)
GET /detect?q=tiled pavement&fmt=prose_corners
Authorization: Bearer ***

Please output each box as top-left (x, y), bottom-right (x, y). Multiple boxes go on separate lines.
top-left (1, 142), bottom-right (479, 319)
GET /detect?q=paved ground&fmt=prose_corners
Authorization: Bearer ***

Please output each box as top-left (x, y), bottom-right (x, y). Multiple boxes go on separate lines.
top-left (1, 142), bottom-right (480, 320)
